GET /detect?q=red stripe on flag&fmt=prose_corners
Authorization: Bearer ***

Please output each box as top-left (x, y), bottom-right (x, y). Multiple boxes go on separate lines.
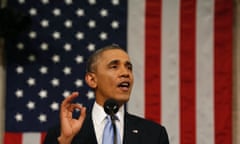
top-left (145, 0), bottom-right (162, 123)
top-left (4, 133), bottom-right (22, 144)
top-left (180, 0), bottom-right (196, 144)
top-left (41, 132), bottom-right (47, 144)
top-left (214, 0), bottom-right (233, 143)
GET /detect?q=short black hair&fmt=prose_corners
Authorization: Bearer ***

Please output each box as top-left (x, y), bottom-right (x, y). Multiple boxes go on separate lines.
top-left (86, 44), bottom-right (125, 73)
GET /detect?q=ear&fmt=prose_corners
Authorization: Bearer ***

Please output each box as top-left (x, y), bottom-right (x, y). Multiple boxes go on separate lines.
top-left (85, 72), bottom-right (97, 88)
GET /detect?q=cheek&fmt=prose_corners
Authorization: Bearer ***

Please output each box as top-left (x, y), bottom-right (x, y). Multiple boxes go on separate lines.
top-left (105, 77), bottom-right (116, 87)
top-left (97, 73), bottom-right (116, 87)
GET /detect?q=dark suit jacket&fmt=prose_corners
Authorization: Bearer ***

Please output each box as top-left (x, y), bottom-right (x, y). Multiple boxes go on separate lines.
top-left (44, 112), bottom-right (169, 144)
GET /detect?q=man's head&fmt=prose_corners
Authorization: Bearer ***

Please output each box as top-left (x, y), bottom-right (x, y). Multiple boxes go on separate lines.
top-left (85, 45), bottom-right (134, 106)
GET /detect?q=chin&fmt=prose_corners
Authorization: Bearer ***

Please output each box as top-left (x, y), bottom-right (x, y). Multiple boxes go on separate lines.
top-left (117, 97), bottom-right (130, 104)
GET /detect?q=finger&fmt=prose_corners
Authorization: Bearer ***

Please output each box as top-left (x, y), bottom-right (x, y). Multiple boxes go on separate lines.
top-left (61, 92), bottom-right (79, 107)
top-left (71, 106), bottom-right (87, 136)
top-left (67, 103), bottom-right (84, 116)
top-left (77, 106), bottom-right (87, 122)
top-left (62, 103), bottom-right (82, 118)
top-left (64, 104), bottom-right (86, 118)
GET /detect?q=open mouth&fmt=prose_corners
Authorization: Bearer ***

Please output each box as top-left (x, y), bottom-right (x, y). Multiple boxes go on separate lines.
top-left (118, 81), bottom-right (130, 90)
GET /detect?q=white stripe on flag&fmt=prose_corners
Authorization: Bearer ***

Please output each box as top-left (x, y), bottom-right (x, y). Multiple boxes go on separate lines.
top-left (196, 0), bottom-right (214, 144)
top-left (127, 1), bottom-right (231, 144)
top-left (161, 0), bottom-right (180, 144)
top-left (127, 0), bottom-right (146, 118)
top-left (23, 133), bottom-right (41, 144)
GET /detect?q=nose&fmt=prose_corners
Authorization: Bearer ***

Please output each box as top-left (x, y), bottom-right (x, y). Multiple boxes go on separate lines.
top-left (119, 66), bottom-right (131, 78)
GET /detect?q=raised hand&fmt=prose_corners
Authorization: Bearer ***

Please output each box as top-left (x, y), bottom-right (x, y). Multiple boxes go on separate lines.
top-left (58, 92), bottom-right (87, 144)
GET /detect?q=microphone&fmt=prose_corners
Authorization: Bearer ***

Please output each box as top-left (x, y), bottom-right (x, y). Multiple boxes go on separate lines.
top-left (103, 99), bottom-right (119, 144)
top-left (103, 99), bottom-right (119, 117)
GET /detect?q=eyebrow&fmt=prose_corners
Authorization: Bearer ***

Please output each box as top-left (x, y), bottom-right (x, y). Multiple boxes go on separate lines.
top-left (126, 61), bottom-right (133, 68)
top-left (108, 59), bottom-right (132, 67)
top-left (108, 59), bottom-right (119, 65)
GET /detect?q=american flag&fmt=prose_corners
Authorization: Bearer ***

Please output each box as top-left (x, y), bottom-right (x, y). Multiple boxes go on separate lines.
top-left (3, 0), bottom-right (232, 144)
top-left (4, 0), bottom-right (127, 143)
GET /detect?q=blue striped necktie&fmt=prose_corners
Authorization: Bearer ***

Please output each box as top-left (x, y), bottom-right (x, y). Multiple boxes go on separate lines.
top-left (102, 116), bottom-right (121, 144)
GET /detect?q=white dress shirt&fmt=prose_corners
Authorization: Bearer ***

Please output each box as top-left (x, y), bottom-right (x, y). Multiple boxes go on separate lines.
top-left (92, 102), bottom-right (124, 144)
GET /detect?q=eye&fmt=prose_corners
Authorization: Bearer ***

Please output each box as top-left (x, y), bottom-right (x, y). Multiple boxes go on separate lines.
top-left (127, 64), bottom-right (133, 71)
top-left (110, 65), bottom-right (118, 69)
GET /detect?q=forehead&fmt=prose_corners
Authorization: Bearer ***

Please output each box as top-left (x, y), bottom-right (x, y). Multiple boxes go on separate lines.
top-left (100, 49), bottom-right (130, 62)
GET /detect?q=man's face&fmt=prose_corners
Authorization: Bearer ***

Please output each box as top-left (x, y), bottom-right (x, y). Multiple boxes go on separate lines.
top-left (92, 49), bottom-right (134, 106)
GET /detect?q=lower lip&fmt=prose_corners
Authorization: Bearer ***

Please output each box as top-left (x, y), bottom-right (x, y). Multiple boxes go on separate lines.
top-left (119, 87), bottom-right (129, 91)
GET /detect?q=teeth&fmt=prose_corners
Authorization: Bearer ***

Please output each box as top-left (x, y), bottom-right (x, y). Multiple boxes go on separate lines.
top-left (119, 82), bottom-right (129, 87)
top-left (122, 83), bottom-right (128, 86)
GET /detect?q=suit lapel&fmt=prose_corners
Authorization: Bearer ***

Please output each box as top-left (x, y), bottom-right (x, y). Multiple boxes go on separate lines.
top-left (73, 114), bottom-right (98, 144)
top-left (73, 107), bottom-right (142, 144)
top-left (123, 113), bottom-right (141, 144)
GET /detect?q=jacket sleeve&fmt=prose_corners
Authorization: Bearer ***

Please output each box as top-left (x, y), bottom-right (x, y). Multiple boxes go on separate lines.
top-left (43, 125), bottom-right (60, 144)
top-left (159, 126), bottom-right (169, 144)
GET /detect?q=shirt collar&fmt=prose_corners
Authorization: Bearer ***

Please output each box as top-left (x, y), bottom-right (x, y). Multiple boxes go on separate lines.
top-left (92, 101), bottom-right (124, 125)
top-left (92, 102), bottom-right (106, 125)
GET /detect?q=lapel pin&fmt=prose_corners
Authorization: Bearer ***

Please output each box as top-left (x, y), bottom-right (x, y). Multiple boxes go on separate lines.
top-left (132, 129), bottom-right (139, 133)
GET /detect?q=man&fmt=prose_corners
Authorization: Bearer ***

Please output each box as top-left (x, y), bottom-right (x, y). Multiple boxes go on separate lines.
top-left (44, 45), bottom-right (169, 144)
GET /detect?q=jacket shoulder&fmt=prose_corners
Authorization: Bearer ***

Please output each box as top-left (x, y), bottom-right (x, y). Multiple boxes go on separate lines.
top-left (125, 113), bottom-right (169, 144)
top-left (126, 113), bottom-right (165, 129)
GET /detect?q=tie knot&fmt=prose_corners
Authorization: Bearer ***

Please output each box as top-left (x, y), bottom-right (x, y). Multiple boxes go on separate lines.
top-left (106, 115), bottom-right (119, 122)
top-left (105, 116), bottom-right (112, 124)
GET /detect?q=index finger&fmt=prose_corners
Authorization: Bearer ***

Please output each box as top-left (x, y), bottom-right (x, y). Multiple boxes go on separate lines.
top-left (61, 92), bottom-right (79, 107)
